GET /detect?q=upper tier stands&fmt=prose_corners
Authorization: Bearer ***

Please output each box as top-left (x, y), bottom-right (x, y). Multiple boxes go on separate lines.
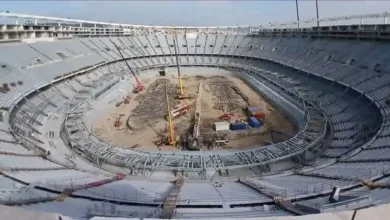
top-left (0, 31), bottom-right (390, 219)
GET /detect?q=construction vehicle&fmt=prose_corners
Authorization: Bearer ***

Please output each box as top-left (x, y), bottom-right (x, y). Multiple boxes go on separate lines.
top-left (173, 37), bottom-right (195, 100)
top-left (155, 135), bottom-right (164, 147)
top-left (215, 139), bottom-right (229, 147)
top-left (155, 135), bottom-right (178, 147)
top-left (110, 40), bottom-right (145, 93)
top-left (218, 112), bottom-right (235, 121)
top-left (123, 95), bottom-right (130, 104)
top-left (114, 114), bottom-right (125, 127)
top-left (159, 67), bottom-right (166, 76)
top-left (166, 104), bottom-right (192, 120)
top-left (115, 101), bottom-right (123, 107)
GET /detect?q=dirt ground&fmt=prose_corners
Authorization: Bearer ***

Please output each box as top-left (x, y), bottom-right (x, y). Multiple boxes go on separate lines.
top-left (93, 70), bottom-right (295, 152)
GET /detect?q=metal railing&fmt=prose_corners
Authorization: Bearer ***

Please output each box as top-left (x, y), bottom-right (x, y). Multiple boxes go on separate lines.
top-left (64, 62), bottom-right (326, 169)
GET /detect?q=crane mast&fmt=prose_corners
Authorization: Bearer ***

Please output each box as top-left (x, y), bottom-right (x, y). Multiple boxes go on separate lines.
top-left (110, 39), bottom-right (144, 93)
top-left (173, 35), bottom-right (195, 100)
top-left (165, 83), bottom-right (176, 146)
top-left (173, 37), bottom-right (184, 96)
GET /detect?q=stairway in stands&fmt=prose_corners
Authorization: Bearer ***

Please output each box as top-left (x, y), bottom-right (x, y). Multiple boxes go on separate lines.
top-left (297, 171), bottom-right (390, 189)
top-left (238, 178), bottom-right (307, 216)
top-left (56, 172), bottom-right (126, 201)
top-left (160, 178), bottom-right (185, 219)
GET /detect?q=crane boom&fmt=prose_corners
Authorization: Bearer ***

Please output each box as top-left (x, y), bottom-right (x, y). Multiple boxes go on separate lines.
top-left (110, 39), bottom-right (144, 92)
top-left (173, 37), bottom-right (184, 96)
top-left (165, 84), bottom-right (176, 146)
top-left (173, 36), bottom-right (195, 100)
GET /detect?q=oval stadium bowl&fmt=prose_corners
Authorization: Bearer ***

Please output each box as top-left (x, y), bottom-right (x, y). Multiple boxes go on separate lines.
top-left (0, 10), bottom-right (389, 220)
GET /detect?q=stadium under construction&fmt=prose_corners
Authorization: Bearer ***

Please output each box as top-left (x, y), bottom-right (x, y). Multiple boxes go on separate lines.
top-left (0, 10), bottom-right (390, 220)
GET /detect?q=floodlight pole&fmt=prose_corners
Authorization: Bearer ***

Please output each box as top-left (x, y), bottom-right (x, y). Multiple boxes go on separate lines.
top-left (295, 0), bottom-right (300, 28)
top-left (316, 0), bottom-right (320, 27)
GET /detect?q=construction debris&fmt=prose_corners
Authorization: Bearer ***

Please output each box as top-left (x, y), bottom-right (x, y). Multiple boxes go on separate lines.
top-left (131, 79), bottom-right (178, 118)
top-left (208, 78), bottom-right (247, 112)
top-left (93, 71), bottom-right (294, 151)
top-left (232, 85), bottom-right (249, 102)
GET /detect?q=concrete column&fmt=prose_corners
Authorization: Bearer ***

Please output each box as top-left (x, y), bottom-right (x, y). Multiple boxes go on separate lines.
top-left (34, 19), bottom-right (38, 25)
top-left (15, 19), bottom-right (18, 25)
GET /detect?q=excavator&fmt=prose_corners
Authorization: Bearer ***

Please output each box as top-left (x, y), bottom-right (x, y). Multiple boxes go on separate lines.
top-left (173, 37), bottom-right (195, 100)
top-left (110, 40), bottom-right (145, 93)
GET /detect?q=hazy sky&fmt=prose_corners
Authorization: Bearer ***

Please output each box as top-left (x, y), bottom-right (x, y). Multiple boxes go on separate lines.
top-left (1, 1), bottom-right (389, 26)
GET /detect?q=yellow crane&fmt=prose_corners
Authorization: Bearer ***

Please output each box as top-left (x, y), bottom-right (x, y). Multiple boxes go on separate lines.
top-left (165, 84), bottom-right (177, 146)
top-left (178, 75), bottom-right (184, 97)
top-left (173, 36), bottom-right (195, 100)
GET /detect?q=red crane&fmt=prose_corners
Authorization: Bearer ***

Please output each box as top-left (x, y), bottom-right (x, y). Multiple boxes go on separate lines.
top-left (111, 40), bottom-right (144, 93)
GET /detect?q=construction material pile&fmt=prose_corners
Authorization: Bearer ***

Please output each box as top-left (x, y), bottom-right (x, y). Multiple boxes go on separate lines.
top-left (208, 77), bottom-right (247, 112)
top-left (131, 79), bottom-right (178, 118)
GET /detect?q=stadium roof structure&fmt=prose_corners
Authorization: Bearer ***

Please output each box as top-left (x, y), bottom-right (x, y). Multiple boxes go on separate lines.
top-left (1, 9), bottom-right (390, 220)
top-left (0, 11), bottom-right (390, 29)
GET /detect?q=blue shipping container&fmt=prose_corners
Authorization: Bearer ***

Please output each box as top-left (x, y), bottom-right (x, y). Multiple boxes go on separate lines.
top-left (230, 122), bottom-right (247, 130)
top-left (248, 117), bottom-right (261, 128)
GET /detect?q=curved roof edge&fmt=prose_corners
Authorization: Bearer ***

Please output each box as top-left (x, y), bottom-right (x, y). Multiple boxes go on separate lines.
top-left (0, 11), bottom-right (389, 29)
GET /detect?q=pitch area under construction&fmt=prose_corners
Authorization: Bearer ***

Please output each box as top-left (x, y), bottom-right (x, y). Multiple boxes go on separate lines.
top-left (93, 67), bottom-right (294, 151)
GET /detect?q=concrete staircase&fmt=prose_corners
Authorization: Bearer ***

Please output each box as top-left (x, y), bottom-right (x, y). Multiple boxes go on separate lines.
top-left (160, 178), bottom-right (185, 219)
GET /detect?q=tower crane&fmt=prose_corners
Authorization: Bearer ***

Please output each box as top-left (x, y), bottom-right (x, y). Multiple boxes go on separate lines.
top-left (110, 40), bottom-right (145, 93)
top-left (173, 36), bottom-right (195, 100)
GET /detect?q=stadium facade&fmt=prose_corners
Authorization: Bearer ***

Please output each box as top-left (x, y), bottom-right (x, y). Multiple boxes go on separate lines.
top-left (0, 11), bottom-right (390, 220)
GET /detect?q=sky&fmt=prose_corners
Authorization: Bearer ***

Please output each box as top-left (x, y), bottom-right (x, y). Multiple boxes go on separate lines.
top-left (0, 1), bottom-right (390, 26)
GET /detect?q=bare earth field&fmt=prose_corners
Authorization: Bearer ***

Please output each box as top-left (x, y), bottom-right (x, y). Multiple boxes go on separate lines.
top-left (93, 68), bottom-right (294, 152)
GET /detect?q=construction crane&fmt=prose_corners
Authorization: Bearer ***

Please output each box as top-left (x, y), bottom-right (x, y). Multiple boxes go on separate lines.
top-left (110, 40), bottom-right (145, 93)
top-left (173, 37), bottom-right (195, 100)
top-left (165, 83), bottom-right (177, 146)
